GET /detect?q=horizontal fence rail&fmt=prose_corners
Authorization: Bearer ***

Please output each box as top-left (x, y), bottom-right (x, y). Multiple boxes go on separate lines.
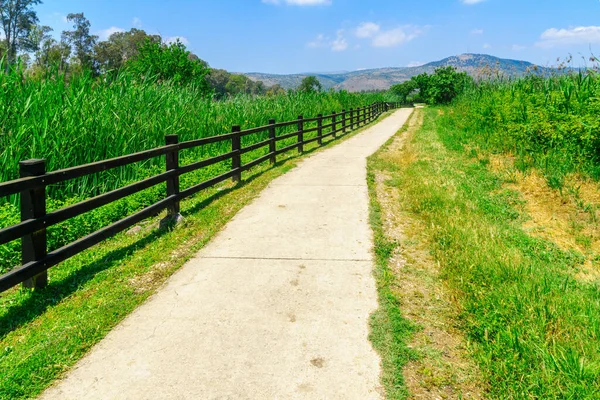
top-left (0, 102), bottom-right (402, 293)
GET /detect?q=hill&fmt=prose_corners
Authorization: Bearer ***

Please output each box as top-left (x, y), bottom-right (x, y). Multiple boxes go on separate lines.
top-left (244, 54), bottom-right (553, 92)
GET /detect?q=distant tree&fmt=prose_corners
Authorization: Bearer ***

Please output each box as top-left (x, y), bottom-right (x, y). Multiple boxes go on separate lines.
top-left (405, 67), bottom-right (471, 105)
top-left (0, 0), bottom-right (42, 66)
top-left (127, 39), bottom-right (211, 95)
top-left (390, 80), bottom-right (417, 104)
top-left (298, 76), bottom-right (322, 93)
top-left (266, 83), bottom-right (286, 96)
top-left (94, 28), bottom-right (161, 72)
top-left (29, 24), bottom-right (51, 61)
top-left (207, 68), bottom-right (268, 99)
top-left (30, 36), bottom-right (70, 75)
top-left (62, 12), bottom-right (97, 72)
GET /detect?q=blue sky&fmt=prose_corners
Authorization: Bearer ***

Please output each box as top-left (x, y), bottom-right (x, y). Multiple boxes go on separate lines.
top-left (36, 0), bottom-right (600, 74)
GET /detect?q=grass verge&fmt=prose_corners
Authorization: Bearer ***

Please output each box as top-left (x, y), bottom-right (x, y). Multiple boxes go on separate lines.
top-left (0, 111), bottom-right (394, 400)
top-left (367, 112), bottom-right (417, 400)
top-left (371, 106), bottom-right (600, 398)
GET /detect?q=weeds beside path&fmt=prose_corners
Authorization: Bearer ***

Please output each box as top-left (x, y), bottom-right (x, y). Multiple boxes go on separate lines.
top-left (369, 106), bottom-right (600, 399)
top-left (368, 109), bottom-right (484, 399)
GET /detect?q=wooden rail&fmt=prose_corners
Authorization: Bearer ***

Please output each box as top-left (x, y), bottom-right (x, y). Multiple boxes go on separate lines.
top-left (0, 102), bottom-right (401, 293)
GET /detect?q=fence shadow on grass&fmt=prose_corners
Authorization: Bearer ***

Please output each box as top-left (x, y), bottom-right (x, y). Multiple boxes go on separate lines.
top-left (0, 227), bottom-right (169, 340)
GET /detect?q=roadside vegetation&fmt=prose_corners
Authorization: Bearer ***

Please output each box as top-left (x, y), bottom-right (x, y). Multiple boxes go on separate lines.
top-left (371, 67), bottom-right (600, 398)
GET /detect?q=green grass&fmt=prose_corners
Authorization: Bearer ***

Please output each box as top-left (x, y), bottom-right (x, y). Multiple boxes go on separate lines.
top-left (451, 70), bottom-right (600, 185)
top-left (0, 110), bottom-right (395, 400)
top-left (367, 118), bottom-right (417, 400)
top-left (374, 107), bottom-right (600, 398)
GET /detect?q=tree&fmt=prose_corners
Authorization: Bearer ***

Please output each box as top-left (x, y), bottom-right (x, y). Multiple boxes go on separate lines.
top-left (126, 39), bottom-right (211, 95)
top-left (94, 28), bottom-right (160, 73)
top-left (62, 12), bottom-right (97, 72)
top-left (31, 36), bottom-right (70, 73)
top-left (390, 80), bottom-right (417, 104)
top-left (298, 76), bottom-right (322, 93)
top-left (266, 84), bottom-right (286, 97)
top-left (0, 0), bottom-right (42, 66)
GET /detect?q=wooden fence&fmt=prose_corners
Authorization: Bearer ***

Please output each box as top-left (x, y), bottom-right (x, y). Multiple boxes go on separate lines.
top-left (0, 102), bottom-right (401, 293)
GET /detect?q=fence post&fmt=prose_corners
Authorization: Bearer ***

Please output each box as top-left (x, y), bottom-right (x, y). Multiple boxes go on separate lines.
top-left (341, 110), bottom-right (347, 134)
top-left (164, 134), bottom-right (181, 223)
top-left (317, 114), bottom-right (323, 145)
top-left (269, 119), bottom-right (276, 165)
top-left (20, 159), bottom-right (47, 290)
top-left (359, 107), bottom-right (363, 126)
top-left (232, 125), bottom-right (241, 183)
top-left (297, 115), bottom-right (304, 153)
top-left (350, 108), bottom-right (354, 129)
top-left (332, 111), bottom-right (337, 138)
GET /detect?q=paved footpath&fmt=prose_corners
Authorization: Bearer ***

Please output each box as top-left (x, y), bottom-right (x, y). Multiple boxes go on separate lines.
top-left (40, 109), bottom-right (413, 400)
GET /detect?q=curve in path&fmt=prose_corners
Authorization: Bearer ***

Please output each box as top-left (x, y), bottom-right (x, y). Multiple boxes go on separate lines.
top-left (40, 108), bottom-right (413, 400)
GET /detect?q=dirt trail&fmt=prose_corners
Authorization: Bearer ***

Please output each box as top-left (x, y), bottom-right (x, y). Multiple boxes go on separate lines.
top-left (39, 109), bottom-right (413, 400)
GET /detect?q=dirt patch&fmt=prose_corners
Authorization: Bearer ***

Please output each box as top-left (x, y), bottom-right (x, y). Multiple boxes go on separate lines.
top-left (374, 109), bottom-right (485, 399)
top-left (487, 154), bottom-right (600, 282)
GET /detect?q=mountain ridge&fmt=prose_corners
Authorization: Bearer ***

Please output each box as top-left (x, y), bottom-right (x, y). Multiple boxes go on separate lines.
top-left (244, 53), bottom-right (553, 92)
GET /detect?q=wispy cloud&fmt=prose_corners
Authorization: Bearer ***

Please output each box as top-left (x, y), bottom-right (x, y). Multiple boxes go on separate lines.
top-left (407, 61), bottom-right (424, 67)
top-left (461, 0), bottom-right (486, 4)
top-left (306, 30), bottom-right (348, 51)
top-left (483, 43), bottom-right (492, 49)
top-left (512, 44), bottom-right (526, 51)
top-left (132, 17), bottom-right (142, 28)
top-left (97, 26), bottom-right (125, 40)
top-left (356, 22), bottom-right (380, 38)
top-left (372, 26), bottom-right (425, 48)
top-left (263, 0), bottom-right (331, 5)
top-left (355, 22), bottom-right (425, 48)
top-left (331, 30), bottom-right (348, 51)
top-left (536, 26), bottom-right (600, 48)
top-left (470, 28), bottom-right (484, 35)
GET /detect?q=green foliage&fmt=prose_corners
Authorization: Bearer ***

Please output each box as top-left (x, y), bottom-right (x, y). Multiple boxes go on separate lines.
top-left (0, 0), bottom-right (41, 65)
top-left (208, 68), bottom-right (266, 99)
top-left (94, 28), bottom-right (161, 73)
top-left (62, 13), bottom-right (97, 72)
top-left (298, 75), bottom-right (322, 93)
top-left (389, 79), bottom-right (416, 104)
top-left (392, 66), bottom-right (472, 105)
top-left (393, 108), bottom-right (600, 398)
top-left (126, 39), bottom-right (211, 94)
top-left (447, 70), bottom-right (600, 183)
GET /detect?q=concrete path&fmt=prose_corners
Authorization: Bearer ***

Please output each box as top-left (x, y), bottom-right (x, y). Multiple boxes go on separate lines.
top-left (40, 109), bottom-right (413, 400)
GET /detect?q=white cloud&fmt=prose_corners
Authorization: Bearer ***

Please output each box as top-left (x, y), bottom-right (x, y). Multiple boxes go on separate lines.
top-left (356, 22), bottom-right (380, 38)
top-left (470, 28), bottom-right (484, 35)
top-left (132, 17), bottom-right (142, 28)
top-left (165, 36), bottom-right (190, 46)
top-left (306, 31), bottom-right (347, 51)
top-left (536, 26), bottom-right (600, 48)
top-left (461, 0), bottom-right (486, 4)
top-left (97, 26), bottom-right (125, 40)
top-left (331, 30), bottom-right (348, 51)
top-left (407, 61), bottom-right (424, 67)
top-left (372, 26), bottom-right (424, 48)
top-left (512, 44), bottom-right (526, 51)
top-left (307, 33), bottom-right (327, 48)
top-left (483, 43), bottom-right (492, 49)
top-left (263, 0), bottom-right (331, 5)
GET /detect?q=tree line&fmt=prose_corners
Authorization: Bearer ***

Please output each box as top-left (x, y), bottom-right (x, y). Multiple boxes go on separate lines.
top-left (0, 0), bottom-right (300, 98)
